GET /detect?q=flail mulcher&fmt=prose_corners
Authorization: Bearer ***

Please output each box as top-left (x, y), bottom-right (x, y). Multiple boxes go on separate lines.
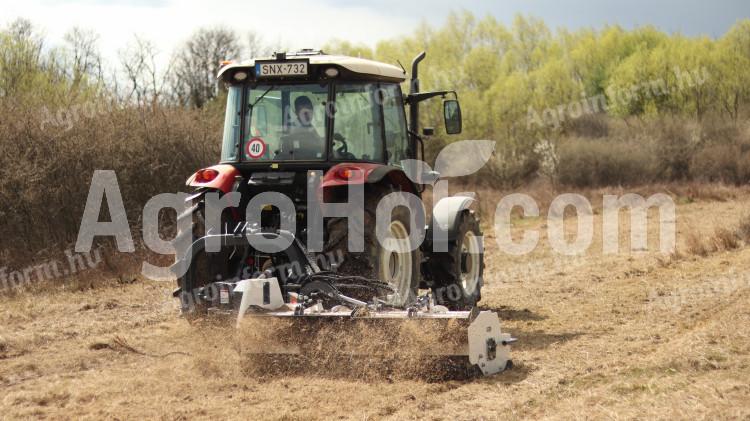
top-left (171, 50), bottom-right (515, 375)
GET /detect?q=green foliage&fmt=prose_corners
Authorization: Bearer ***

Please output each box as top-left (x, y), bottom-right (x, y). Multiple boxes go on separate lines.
top-left (324, 13), bottom-right (750, 186)
top-left (0, 19), bottom-right (106, 112)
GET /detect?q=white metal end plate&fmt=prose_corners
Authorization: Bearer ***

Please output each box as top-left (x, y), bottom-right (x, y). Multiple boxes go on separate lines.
top-left (467, 311), bottom-right (512, 375)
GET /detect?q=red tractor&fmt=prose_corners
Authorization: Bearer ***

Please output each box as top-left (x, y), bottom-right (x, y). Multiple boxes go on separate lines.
top-left (173, 50), bottom-right (484, 317)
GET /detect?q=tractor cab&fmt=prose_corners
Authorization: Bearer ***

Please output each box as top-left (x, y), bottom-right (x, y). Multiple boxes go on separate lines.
top-left (216, 50), bottom-right (461, 170)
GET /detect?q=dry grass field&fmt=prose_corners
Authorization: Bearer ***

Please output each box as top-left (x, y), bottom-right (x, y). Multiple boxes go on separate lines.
top-left (1, 187), bottom-right (749, 420)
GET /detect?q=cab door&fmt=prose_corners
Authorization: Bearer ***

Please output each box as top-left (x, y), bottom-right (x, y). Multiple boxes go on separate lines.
top-left (381, 84), bottom-right (411, 165)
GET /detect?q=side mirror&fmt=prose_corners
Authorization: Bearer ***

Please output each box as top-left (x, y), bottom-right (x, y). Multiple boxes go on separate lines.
top-left (443, 100), bottom-right (462, 135)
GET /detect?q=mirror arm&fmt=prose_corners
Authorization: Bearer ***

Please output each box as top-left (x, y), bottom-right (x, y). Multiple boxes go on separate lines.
top-left (405, 90), bottom-right (457, 105)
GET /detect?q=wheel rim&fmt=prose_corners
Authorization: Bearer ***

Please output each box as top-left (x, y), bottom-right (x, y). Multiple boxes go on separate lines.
top-left (460, 231), bottom-right (481, 293)
top-left (380, 220), bottom-right (412, 301)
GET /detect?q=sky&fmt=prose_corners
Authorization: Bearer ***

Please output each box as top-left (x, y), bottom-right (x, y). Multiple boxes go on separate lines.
top-left (2, 0), bottom-right (749, 69)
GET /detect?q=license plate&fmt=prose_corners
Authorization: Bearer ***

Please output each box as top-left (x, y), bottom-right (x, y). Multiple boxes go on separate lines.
top-left (220, 288), bottom-right (230, 304)
top-left (255, 61), bottom-right (308, 77)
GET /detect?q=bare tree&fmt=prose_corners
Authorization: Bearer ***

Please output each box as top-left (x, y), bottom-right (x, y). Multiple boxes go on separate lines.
top-left (246, 31), bottom-right (274, 58)
top-left (63, 27), bottom-right (103, 85)
top-left (119, 35), bottom-right (169, 106)
top-left (171, 27), bottom-right (242, 108)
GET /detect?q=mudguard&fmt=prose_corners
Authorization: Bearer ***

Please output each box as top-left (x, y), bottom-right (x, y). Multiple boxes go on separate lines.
top-left (366, 165), bottom-right (418, 194)
top-left (321, 163), bottom-right (418, 194)
top-left (430, 195), bottom-right (475, 241)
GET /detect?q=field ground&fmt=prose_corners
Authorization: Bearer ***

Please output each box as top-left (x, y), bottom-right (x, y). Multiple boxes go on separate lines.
top-left (1, 189), bottom-right (750, 420)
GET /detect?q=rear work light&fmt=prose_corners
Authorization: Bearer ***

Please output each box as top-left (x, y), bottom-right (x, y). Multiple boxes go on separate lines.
top-left (195, 168), bottom-right (219, 183)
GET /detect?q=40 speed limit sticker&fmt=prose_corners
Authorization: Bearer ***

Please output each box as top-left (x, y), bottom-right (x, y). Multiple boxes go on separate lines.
top-left (245, 138), bottom-right (266, 159)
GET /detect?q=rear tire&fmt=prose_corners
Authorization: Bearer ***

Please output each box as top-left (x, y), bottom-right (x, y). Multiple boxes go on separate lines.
top-left (323, 184), bottom-right (420, 306)
top-left (428, 211), bottom-right (483, 310)
top-left (174, 197), bottom-right (231, 320)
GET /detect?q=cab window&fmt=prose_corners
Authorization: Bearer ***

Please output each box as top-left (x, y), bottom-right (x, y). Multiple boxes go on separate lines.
top-left (381, 84), bottom-right (409, 166)
top-left (331, 83), bottom-right (384, 162)
top-left (244, 83), bottom-right (328, 161)
top-left (220, 85), bottom-right (242, 162)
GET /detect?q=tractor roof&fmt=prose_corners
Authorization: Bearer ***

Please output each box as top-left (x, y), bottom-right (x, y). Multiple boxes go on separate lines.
top-left (217, 50), bottom-right (407, 83)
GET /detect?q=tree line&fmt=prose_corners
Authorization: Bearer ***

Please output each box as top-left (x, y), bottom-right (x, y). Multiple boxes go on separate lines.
top-left (1, 12), bottom-right (750, 188)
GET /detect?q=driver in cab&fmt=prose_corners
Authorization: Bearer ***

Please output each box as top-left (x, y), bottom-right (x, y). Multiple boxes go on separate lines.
top-left (277, 96), bottom-right (325, 159)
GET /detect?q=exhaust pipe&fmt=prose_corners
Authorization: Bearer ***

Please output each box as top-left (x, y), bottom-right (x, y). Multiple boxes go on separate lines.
top-left (409, 51), bottom-right (426, 137)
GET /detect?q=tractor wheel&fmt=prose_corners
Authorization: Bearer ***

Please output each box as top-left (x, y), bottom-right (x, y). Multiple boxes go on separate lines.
top-left (323, 184), bottom-right (420, 306)
top-left (174, 198), bottom-right (230, 320)
top-left (429, 211), bottom-right (483, 310)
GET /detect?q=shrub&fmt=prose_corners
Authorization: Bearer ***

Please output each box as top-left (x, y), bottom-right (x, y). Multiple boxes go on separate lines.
top-left (685, 232), bottom-right (711, 257)
top-left (566, 114), bottom-right (609, 139)
top-left (712, 228), bottom-right (740, 251)
top-left (690, 144), bottom-right (739, 183)
top-left (653, 119), bottom-right (696, 181)
top-left (0, 98), bottom-right (223, 264)
top-left (555, 138), bottom-right (657, 187)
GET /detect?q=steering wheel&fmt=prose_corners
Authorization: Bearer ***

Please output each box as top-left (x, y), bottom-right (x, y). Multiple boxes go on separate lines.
top-left (333, 133), bottom-right (355, 159)
top-left (333, 133), bottom-right (348, 153)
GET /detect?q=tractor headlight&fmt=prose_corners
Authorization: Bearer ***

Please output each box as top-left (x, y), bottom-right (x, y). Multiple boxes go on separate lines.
top-left (324, 67), bottom-right (339, 78)
top-left (234, 71), bottom-right (248, 81)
